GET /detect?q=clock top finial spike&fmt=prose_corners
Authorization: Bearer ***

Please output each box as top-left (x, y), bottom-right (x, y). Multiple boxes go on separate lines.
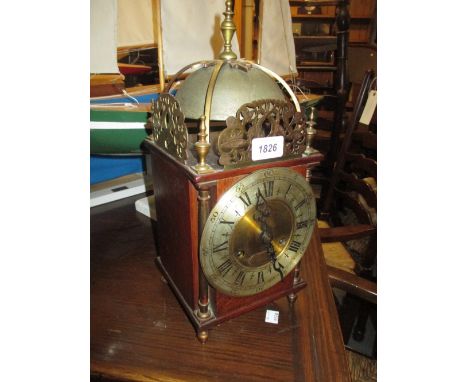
top-left (219, 0), bottom-right (237, 60)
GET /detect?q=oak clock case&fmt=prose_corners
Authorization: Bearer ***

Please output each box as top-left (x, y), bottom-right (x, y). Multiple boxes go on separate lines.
top-left (200, 167), bottom-right (316, 298)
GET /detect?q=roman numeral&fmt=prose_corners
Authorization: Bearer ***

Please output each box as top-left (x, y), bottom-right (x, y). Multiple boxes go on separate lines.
top-left (220, 219), bottom-right (235, 227)
top-left (285, 184), bottom-right (292, 197)
top-left (239, 192), bottom-right (252, 208)
top-left (213, 240), bottom-right (229, 253)
top-left (294, 199), bottom-right (306, 211)
top-left (263, 181), bottom-right (274, 197)
top-left (288, 240), bottom-right (301, 252)
top-left (257, 271), bottom-right (265, 284)
top-left (235, 271), bottom-right (246, 285)
top-left (256, 187), bottom-right (265, 203)
top-left (296, 220), bottom-right (308, 229)
top-left (217, 258), bottom-right (233, 276)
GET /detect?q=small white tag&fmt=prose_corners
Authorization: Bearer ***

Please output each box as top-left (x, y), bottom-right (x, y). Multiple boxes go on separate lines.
top-left (251, 136), bottom-right (284, 161)
top-left (359, 90), bottom-right (377, 125)
top-left (265, 309), bottom-right (279, 324)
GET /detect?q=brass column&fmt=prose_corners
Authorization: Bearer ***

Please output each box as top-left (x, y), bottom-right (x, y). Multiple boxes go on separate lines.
top-left (288, 266), bottom-right (302, 305)
top-left (197, 188), bottom-right (212, 321)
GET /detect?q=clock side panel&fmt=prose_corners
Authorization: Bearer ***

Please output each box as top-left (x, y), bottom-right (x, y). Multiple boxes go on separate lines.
top-left (149, 152), bottom-right (199, 310)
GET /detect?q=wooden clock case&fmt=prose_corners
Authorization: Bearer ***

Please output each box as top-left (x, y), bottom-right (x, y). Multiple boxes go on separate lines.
top-left (145, 138), bottom-right (323, 341)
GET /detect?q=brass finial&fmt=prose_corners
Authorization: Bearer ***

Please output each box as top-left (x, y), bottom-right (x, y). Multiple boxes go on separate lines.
top-left (219, 0), bottom-right (237, 60)
top-left (303, 107), bottom-right (318, 156)
top-left (194, 116), bottom-right (214, 173)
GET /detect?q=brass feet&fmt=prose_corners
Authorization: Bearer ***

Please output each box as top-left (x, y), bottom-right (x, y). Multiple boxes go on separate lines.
top-left (197, 330), bottom-right (209, 344)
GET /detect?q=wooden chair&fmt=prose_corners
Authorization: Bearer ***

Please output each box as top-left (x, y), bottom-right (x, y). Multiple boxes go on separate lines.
top-left (315, 70), bottom-right (377, 362)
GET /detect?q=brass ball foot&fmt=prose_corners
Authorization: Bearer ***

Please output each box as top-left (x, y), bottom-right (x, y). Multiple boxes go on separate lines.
top-left (197, 330), bottom-right (209, 344)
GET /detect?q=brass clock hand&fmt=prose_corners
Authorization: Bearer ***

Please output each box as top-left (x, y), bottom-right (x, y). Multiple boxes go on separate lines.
top-left (254, 190), bottom-right (272, 245)
top-left (267, 241), bottom-right (284, 281)
top-left (253, 195), bottom-right (284, 281)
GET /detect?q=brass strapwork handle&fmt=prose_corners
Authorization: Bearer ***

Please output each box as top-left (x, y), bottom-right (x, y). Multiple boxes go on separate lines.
top-left (219, 0), bottom-right (237, 60)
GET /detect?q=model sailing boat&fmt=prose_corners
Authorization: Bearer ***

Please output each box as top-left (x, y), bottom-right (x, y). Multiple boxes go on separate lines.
top-left (91, 0), bottom-right (242, 155)
top-left (91, 0), bottom-right (319, 155)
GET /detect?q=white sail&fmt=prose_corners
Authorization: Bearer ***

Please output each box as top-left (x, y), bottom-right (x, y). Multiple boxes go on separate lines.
top-left (90, 0), bottom-right (120, 74)
top-left (117, 0), bottom-right (156, 48)
top-left (160, 0), bottom-right (240, 76)
top-left (258, 0), bottom-right (297, 77)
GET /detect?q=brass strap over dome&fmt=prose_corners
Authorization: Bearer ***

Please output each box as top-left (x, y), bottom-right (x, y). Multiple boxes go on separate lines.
top-left (245, 60), bottom-right (301, 112)
top-left (193, 60), bottom-right (224, 174)
top-left (219, 0), bottom-right (237, 60)
top-left (164, 61), bottom-right (215, 93)
top-left (203, 61), bottom-right (224, 141)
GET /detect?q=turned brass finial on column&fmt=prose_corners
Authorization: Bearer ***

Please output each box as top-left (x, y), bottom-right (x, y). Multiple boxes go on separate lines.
top-left (303, 107), bottom-right (318, 156)
top-left (219, 0), bottom-right (237, 60)
top-left (194, 116), bottom-right (214, 173)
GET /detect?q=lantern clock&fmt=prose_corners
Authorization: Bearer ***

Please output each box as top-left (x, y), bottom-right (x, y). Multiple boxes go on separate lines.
top-left (145, 1), bottom-right (322, 342)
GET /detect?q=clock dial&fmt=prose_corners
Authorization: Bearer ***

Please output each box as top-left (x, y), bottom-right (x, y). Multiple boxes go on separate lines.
top-left (200, 167), bottom-right (316, 297)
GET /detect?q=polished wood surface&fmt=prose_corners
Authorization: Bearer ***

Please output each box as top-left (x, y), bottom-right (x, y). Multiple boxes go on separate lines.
top-left (91, 194), bottom-right (351, 381)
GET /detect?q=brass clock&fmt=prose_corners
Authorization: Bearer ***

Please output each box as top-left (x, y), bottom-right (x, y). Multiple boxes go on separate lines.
top-left (200, 167), bottom-right (317, 297)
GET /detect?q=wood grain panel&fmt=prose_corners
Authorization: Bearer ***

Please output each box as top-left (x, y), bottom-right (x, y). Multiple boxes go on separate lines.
top-left (150, 149), bottom-right (197, 308)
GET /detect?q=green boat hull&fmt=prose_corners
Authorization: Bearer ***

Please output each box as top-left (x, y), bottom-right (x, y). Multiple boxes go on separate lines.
top-left (90, 108), bottom-right (151, 155)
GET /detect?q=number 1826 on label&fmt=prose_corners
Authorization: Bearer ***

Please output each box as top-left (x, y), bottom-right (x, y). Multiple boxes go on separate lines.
top-left (251, 136), bottom-right (284, 161)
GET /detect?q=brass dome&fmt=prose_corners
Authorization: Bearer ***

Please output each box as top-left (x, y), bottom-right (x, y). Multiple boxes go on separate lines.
top-left (174, 61), bottom-right (286, 121)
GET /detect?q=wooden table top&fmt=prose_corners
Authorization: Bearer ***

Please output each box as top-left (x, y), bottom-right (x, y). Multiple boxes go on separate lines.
top-left (91, 194), bottom-right (351, 382)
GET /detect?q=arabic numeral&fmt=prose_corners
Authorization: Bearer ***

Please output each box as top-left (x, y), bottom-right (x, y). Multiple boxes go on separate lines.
top-left (210, 211), bottom-right (219, 222)
top-left (259, 143), bottom-right (278, 154)
top-left (235, 183), bottom-right (246, 193)
top-left (264, 169), bottom-right (273, 178)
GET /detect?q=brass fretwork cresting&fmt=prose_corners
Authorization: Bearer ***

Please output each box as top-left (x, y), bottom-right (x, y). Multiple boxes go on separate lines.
top-left (149, 94), bottom-right (188, 163)
top-left (217, 99), bottom-right (307, 166)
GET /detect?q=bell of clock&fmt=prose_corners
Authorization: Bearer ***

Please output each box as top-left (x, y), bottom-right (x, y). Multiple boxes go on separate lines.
top-left (174, 61), bottom-right (285, 121)
top-left (145, 0), bottom-right (322, 343)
